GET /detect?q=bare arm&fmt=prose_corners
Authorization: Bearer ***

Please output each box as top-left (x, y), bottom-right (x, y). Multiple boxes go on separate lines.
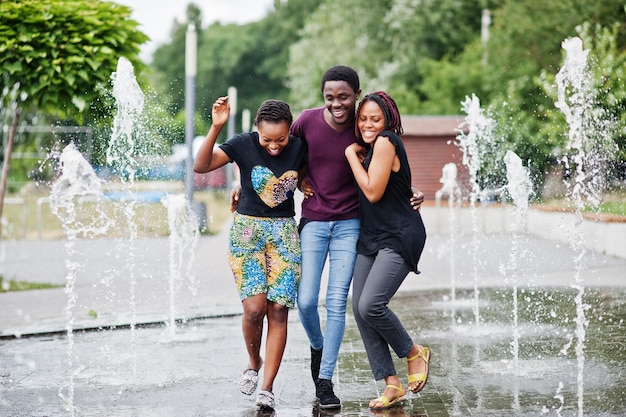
top-left (345, 136), bottom-right (396, 203)
top-left (299, 177), bottom-right (314, 198)
top-left (194, 96), bottom-right (232, 174)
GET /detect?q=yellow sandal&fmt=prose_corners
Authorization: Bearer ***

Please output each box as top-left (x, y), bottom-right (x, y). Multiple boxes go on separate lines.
top-left (407, 345), bottom-right (431, 393)
top-left (369, 383), bottom-right (406, 410)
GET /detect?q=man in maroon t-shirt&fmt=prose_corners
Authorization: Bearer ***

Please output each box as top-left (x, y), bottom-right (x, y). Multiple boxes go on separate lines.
top-left (290, 66), bottom-right (362, 409)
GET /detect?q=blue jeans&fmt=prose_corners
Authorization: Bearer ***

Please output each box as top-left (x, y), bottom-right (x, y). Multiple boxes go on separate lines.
top-left (297, 218), bottom-right (360, 381)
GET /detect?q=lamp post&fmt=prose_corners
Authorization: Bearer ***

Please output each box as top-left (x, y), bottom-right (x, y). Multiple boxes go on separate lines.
top-left (184, 23), bottom-right (207, 231)
top-left (481, 9), bottom-right (491, 66)
top-left (242, 108), bottom-right (251, 132)
top-left (184, 23), bottom-right (197, 203)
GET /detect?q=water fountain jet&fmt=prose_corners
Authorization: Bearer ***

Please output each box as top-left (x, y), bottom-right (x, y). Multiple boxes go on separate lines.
top-left (554, 36), bottom-right (616, 417)
top-left (502, 150), bottom-right (533, 373)
top-left (49, 143), bottom-right (112, 416)
top-left (456, 93), bottom-right (496, 327)
top-left (434, 163), bottom-right (462, 318)
top-left (161, 194), bottom-right (199, 338)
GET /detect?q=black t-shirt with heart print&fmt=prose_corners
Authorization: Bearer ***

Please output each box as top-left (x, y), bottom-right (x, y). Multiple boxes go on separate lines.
top-left (219, 132), bottom-right (307, 218)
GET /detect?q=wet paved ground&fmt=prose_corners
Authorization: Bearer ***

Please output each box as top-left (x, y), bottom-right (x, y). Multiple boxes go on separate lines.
top-left (1, 209), bottom-right (625, 416)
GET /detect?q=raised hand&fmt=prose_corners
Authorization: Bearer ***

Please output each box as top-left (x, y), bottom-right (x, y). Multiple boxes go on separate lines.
top-left (211, 96), bottom-right (230, 128)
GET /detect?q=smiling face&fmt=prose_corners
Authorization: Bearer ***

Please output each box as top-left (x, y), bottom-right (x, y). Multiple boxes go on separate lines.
top-left (257, 120), bottom-right (290, 157)
top-left (357, 100), bottom-right (386, 145)
top-left (323, 80), bottom-right (360, 130)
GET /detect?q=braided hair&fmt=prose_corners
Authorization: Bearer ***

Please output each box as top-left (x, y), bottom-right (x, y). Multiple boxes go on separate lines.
top-left (321, 65), bottom-right (360, 94)
top-left (254, 99), bottom-right (293, 127)
top-left (355, 91), bottom-right (404, 138)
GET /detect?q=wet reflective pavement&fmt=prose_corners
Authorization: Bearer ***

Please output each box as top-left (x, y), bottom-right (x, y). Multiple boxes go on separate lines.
top-left (1, 213), bottom-right (625, 416)
top-left (2, 286), bottom-right (625, 416)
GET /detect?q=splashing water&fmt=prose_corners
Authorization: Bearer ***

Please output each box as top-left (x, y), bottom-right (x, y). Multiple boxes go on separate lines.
top-left (49, 58), bottom-right (147, 414)
top-left (106, 57), bottom-right (146, 370)
top-left (36, 55), bottom-right (208, 415)
top-left (457, 94), bottom-right (495, 207)
top-left (554, 36), bottom-right (615, 417)
top-left (504, 151), bottom-right (533, 217)
top-left (456, 94), bottom-right (496, 327)
top-left (49, 144), bottom-right (112, 416)
top-left (502, 150), bottom-right (533, 373)
top-left (556, 38), bottom-right (614, 209)
top-left (161, 194), bottom-right (199, 337)
top-left (434, 163), bottom-right (462, 314)
top-left (106, 57), bottom-right (144, 179)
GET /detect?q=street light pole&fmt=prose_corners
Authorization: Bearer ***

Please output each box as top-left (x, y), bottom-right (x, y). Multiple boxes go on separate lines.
top-left (242, 108), bottom-right (251, 132)
top-left (183, 23), bottom-right (207, 231)
top-left (184, 23), bottom-right (197, 203)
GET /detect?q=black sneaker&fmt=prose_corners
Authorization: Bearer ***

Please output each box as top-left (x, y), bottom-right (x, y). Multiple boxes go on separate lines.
top-left (316, 378), bottom-right (341, 409)
top-left (310, 346), bottom-right (323, 383)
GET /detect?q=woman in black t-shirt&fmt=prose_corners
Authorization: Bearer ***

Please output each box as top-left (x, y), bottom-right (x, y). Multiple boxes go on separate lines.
top-left (344, 91), bottom-right (430, 410)
top-left (195, 97), bottom-right (306, 411)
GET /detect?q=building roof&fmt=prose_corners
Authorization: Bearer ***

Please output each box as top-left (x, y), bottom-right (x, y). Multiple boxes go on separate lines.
top-left (401, 115), bottom-right (466, 136)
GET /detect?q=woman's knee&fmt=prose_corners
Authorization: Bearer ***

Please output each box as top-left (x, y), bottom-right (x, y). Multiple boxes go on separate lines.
top-left (243, 295), bottom-right (267, 322)
top-left (357, 298), bottom-right (385, 323)
top-left (267, 302), bottom-right (289, 323)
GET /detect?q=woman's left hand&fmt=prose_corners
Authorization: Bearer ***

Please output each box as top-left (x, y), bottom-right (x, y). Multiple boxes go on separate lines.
top-left (346, 143), bottom-right (367, 162)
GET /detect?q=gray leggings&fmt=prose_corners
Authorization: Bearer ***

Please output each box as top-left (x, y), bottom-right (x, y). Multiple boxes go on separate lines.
top-left (352, 248), bottom-right (414, 380)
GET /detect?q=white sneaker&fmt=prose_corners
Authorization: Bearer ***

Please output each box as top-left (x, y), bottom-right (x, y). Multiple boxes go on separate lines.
top-left (239, 369), bottom-right (258, 395)
top-left (256, 390), bottom-right (275, 410)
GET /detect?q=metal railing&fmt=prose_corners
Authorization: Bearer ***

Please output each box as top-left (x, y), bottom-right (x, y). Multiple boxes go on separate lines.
top-left (2, 197), bottom-right (27, 238)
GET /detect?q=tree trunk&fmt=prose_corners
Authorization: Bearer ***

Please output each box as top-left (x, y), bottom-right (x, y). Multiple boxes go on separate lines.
top-left (0, 109), bottom-right (21, 239)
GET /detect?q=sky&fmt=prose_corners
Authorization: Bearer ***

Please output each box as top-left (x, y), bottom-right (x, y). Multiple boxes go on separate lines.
top-left (114, 0), bottom-right (275, 61)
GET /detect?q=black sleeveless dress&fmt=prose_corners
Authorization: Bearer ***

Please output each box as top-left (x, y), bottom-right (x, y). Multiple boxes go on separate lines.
top-left (356, 130), bottom-right (426, 273)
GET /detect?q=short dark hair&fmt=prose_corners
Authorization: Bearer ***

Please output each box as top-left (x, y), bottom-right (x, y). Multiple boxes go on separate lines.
top-left (254, 99), bottom-right (293, 127)
top-left (320, 65), bottom-right (360, 94)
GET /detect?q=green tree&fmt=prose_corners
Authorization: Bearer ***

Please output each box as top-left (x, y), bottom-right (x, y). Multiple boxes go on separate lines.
top-left (537, 22), bottom-right (626, 188)
top-left (286, 0), bottom-right (494, 113)
top-left (287, 0), bottom-right (396, 111)
top-left (417, 0), bottom-right (626, 195)
top-left (225, 0), bottom-right (321, 115)
top-left (152, 19), bottom-right (257, 143)
top-left (415, 40), bottom-right (488, 115)
top-left (0, 0), bottom-right (148, 229)
top-left (143, 0), bottom-right (626, 199)
top-left (383, 0), bottom-right (502, 113)
top-left (151, 0), bottom-right (320, 141)
top-left (485, 0), bottom-right (626, 193)
top-left (483, 0), bottom-right (626, 111)
top-left (149, 3), bottom-right (202, 119)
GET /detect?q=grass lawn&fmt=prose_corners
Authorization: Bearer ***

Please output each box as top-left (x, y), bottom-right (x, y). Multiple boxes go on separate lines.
top-left (598, 197), bottom-right (626, 216)
top-left (0, 182), bottom-right (234, 292)
top-left (0, 277), bottom-right (61, 292)
top-left (2, 182), bottom-right (623, 240)
top-left (1, 182), bottom-right (232, 240)
top-left (540, 190), bottom-right (626, 217)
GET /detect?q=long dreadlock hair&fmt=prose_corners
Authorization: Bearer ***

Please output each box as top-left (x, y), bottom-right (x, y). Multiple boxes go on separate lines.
top-left (355, 91), bottom-right (403, 139)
